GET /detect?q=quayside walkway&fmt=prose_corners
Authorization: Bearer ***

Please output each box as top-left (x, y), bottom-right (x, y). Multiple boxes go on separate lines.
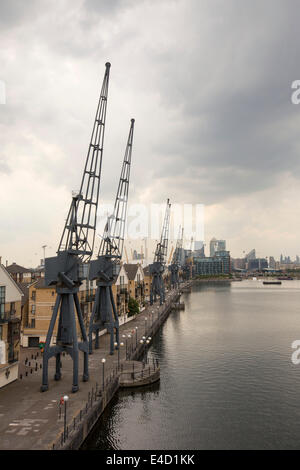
top-left (0, 286), bottom-right (187, 450)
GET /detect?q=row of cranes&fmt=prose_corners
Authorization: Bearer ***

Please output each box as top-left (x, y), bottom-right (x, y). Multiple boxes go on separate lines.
top-left (40, 63), bottom-right (186, 393)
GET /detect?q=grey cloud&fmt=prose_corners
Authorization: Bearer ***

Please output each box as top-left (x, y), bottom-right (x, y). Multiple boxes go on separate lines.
top-left (1, 0), bottom-right (300, 262)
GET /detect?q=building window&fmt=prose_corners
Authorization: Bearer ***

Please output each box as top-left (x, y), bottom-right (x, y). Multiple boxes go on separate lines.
top-left (32, 291), bottom-right (36, 301)
top-left (120, 276), bottom-right (124, 286)
top-left (31, 304), bottom-right (36, 315)
top-left (10, 302), bottom-right (15, 315)
top-left (0, 325), bottom-right (2, 340)
top-left (0, 286), bottom-right (5, 317)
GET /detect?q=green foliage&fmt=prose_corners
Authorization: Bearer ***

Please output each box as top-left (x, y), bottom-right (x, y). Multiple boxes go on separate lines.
top-left (128, 297), bottom-right (140, 317)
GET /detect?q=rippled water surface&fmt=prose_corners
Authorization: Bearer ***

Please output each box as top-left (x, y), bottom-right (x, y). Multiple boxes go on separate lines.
top-left (82, 280), bottom-right (300, 450)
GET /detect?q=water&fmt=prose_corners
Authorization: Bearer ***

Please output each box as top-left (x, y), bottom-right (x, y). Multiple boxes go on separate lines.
top-left (82, 280), bottom-right (300, 450)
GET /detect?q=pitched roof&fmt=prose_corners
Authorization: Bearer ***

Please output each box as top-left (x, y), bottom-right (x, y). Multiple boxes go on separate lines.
top-left (6, 263), bottom-right (33, 274)
top-left (123, 263), bottom-right (139, 280)
top-left (0, 264), bottom-right (24, 297)
top-left (33, 278), bottom-right (48, 289)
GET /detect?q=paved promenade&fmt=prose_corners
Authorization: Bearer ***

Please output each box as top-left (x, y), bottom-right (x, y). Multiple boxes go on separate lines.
top-left (0, 289), bottom-right (181, 450)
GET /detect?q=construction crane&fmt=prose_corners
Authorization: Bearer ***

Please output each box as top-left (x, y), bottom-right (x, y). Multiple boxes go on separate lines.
top-left (169, 226), bottom-right (184, 289)
top-left (40, 63), bottom-right (111, 393)
top-left (149, 199), bottom-right (171, 305)
top-left (88, 118), bottom-right (135, 355)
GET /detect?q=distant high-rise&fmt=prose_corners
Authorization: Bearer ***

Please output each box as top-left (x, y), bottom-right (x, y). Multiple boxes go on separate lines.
top-left (209, 238), bottom-right (226, 257)
top-left (245, 249), bottom-right (256, 260)
top-left (194, 240), bottom-right (204, 251)
top-left (269, 256), bottom-right (276, 269)
top-left (210, 238), bottom-right (217, 257)
top-left (217, 240), bottom-right (226, 251)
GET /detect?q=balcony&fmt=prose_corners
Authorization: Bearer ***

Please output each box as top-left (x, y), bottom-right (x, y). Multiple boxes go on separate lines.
top-left (120, 287), bottom-right (128, 295)
top-left (0, 312), bottom-right (9, 323)
top-left (0, 310), bottom-right (18, 324)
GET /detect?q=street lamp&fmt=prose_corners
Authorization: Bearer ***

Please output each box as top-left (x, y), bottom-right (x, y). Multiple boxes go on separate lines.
top-left (134, 326), bottom-right (138, 348)
top-left (101, 358), bottom-right (106, 391)
top-left (63, 395), bottom-right (69, 441)
top-left (127, 334), bottom-right (131, 360)
top-left (145, 339), bottom-right (150, 364)
top-left (115, 341), bottom-right (124, 370)
top-left (145, 317), bottom-right (148, 335)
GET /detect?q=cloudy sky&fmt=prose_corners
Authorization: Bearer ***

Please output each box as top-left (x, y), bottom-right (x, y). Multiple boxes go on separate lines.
top-left (1, 0), bottom-right (300, 266)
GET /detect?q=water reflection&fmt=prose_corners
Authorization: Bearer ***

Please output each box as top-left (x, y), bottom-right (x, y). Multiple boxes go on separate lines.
top-left (82, 280), bottom-right (300, 450)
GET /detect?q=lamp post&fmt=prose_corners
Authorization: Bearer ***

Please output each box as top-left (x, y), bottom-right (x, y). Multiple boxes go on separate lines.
top-left (144, 317), bottom-right (148, 335)
top-left (135, 326), bottom-right (138, 348)
top-left (115, 342), bottom-right (123, 371)
top-left (63, 395), bottom-right (69, 442)
top-left (101, 358), bottom-right (106, 391)
top-left (122, 334), bottom-right (127, 359)
top-left (145, 339), bottom-right (150, 364)
top-left (127, 334), bottom-right (131, 360)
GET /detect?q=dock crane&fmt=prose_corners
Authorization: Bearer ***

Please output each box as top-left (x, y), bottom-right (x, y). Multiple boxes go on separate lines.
top-left (149, 199), bottom-right (171, 305)
top-left (41, 63), bottom-right (111, 393)
top-left (169, 226), bottom-right (184, 289)
top-left (88, 119), bottom-right (135, 355)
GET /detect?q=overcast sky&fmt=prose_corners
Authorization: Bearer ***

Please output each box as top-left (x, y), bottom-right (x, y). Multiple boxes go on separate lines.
top-left (1, 0), bottom-right (300, 266)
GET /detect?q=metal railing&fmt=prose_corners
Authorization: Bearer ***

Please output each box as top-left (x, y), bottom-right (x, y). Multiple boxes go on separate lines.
top-left (52, 366), bottom-right (120, 450)
top-left (52, 288), bottom-right (180, 450)
top-left (120, 359), bottom-right (159, 383)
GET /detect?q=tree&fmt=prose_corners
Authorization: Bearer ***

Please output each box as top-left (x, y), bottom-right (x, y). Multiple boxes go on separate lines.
top-left (128, 297), bottom-right (140, 317)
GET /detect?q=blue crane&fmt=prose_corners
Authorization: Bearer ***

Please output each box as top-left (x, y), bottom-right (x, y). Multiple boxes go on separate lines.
top-left (88, 119), bottom-right (135, 355)
top-left (149, 199), bottom-right (171, 305)
top-left (41, 63), bottom-right (111, 393)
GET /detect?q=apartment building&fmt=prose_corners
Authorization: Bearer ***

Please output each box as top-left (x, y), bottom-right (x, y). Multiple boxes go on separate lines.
top-left (0, 262), bottom-right (23, 388)
top-left (123, 263), bottom-right (145, 308)
top-left (111, 264), bottom-right (129, 323)
top-left (143, 266), bottom-right (151, 301)
top-left (21, 278), bottom-right (95, 348)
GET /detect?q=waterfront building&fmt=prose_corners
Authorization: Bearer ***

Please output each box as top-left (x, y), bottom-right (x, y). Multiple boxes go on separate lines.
top-left (123, 263), bottom-right (145, 309)
top-left (232, 258), bottom-right (247, 270)
top-left (143, 266), bottom-right (151, 301)
top-left (112, 264), bottom-right (130, 324)
top-left (20, 264), bottom-right (133, 347)
top-left (0, 260), bottom-right (23, 388)
top-left (247, 258), bottom-right (268, 271)
top-left (215, 250), bottom-right (231, 274)
top-left (194, 256), bottom-right (223, 276)
top-left (21, 278), bottom-right (96, 347)
top-left (193, 249), bottom-right (231, 276)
